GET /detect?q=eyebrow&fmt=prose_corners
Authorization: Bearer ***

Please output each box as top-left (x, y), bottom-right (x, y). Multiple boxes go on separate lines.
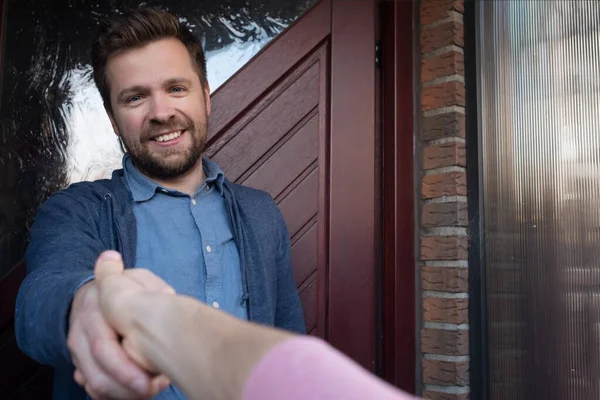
top-left (117, 77), bottom-right (194, 102)
top-left (163, 77), bottom-right (193, 88)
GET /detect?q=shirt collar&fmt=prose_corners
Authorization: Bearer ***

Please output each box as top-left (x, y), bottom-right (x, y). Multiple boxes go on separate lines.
top-left (123, 154), bottom-right (225, 202)
top-left (203, 156), bottom-right (225, 195)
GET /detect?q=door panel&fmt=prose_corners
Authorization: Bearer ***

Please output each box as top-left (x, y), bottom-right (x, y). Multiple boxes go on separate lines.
top-left (291, 222), bottom-right (318, 288)
top-left (208, 63), bottom-right (320, 182)
top-left (206, 32), bottom-right (330, 337)
top-left (239, 114), bottom-right (319, 198)
top-left (205, 0), bottom-right (377, 368)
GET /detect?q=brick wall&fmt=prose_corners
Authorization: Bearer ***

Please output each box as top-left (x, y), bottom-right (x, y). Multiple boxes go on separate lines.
top-left (419, 0), bottom-right (469, 399)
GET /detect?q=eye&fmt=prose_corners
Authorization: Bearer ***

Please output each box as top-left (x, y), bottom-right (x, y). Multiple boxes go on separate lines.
top-left (126, 95), bottom-right (142, 103)
top-left (170, 86), bottom-right (186, 93)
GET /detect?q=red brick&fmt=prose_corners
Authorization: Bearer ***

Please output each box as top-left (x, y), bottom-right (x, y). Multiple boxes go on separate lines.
top-left (422, 201), bottom-right (468, 228)
top-left (423, 359), bottom-right (469, 385)
top-left (422, 327), bottom-right (469, 355)
top-left (423, 112), bottom-right (465, 141)
top-left (422, 171), bottom-right (466, 199)
top-left (421, 236), bottom-right (468, 260)
top-left (422, 51), bottom-right (464, 82)
top-left (422, 81), bottom-right (465, 112)
top-left (421, 0), bottom-right (464, 26)
top-left (423, 390), bottom-right (470, 400)
top-left (422, 266), bottom-right (468, 292)
top-left (421, 21), bottom-right (464, 54)
top-left (424, 297), bottom-right (469, 324)
top-left (423, 141), bottom-right (466, 170)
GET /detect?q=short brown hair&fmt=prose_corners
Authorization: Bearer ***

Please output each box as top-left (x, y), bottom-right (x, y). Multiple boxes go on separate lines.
top-left (91, 7), bottom-right (207, 111)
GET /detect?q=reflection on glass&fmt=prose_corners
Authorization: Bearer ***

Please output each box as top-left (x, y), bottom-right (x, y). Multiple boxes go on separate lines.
top-left (480, 1), bottom-right (600, 398)
top-left (0, 0), bottom-right (317, 277)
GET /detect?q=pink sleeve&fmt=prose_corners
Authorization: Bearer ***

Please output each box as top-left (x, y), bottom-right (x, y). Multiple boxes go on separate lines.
top-left (243, 336), bottom-right (419, 400)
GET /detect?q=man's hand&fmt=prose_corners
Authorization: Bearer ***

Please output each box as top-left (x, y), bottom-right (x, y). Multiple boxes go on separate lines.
top-left (67, 251), bottom-right (173, 399)
top-left (93, 250), bottom-right (176, 373)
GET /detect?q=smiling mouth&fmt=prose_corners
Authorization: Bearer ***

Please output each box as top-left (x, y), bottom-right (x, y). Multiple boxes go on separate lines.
top-left (152, 130), bottom-right (184, 142)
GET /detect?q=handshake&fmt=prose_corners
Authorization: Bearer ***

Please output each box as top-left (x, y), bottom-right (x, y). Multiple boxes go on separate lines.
top-left (68, 251), bottom-right (177, 399)
top-left (68, 251), bottom-right (285, 400)
top-left (66, 252), bottom-right (416, 400)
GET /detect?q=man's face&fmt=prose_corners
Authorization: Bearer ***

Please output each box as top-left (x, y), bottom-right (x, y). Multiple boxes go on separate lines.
top-left (105, 38), bottom-right (210, 180)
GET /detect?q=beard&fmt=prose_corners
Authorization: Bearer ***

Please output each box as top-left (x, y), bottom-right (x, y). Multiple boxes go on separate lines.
top-left (120, 115), bottom-right (207, 180)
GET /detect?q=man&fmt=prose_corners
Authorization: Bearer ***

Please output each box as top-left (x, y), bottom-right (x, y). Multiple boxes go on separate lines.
top-left (15, 7), bottom-right (305, 400)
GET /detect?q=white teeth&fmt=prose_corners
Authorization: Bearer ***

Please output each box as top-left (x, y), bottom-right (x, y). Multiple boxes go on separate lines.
top-left (155, 130), bottom-right (182, 142)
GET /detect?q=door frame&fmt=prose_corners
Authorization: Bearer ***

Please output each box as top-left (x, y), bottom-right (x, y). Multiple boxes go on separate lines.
top-left (380, 0), bottom-right (417, 394)
top-left (327, 0), bottom-right (378, 371)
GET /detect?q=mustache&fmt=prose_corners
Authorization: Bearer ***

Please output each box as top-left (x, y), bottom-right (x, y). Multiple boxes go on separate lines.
top-left (141, 118), bottom-right (194, 141)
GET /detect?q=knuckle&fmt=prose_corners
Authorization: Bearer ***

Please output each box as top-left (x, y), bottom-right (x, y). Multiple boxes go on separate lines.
top-left (90, 336), bottom-right (106, 359)
top-left (76, 284), bottom-right (98, 308)
top-left (67, 331), bottom-right (83, 355)
top-left (86, 375), bottom-right (111, 395)
top-left (73, 370), bottom-right (84, 385)
top-left (131, 268), bottom-right (151, 279)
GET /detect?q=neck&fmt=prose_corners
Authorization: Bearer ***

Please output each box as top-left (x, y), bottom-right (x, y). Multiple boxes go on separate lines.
top-left (142, 158), bottom-right (206, 196)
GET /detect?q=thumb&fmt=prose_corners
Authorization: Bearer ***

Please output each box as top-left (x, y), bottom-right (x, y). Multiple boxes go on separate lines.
top-left (94, 250), bottom-right (125, 282)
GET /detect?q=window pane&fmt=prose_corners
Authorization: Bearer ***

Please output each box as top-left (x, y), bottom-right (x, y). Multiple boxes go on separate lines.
top-left (479, 1), bottom-right (600, 398)
top-left (0, 0), bottom-right (317, 277)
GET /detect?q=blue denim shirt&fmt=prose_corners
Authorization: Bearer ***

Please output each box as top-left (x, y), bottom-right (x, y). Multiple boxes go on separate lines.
top-left (123, 155), bottom-right (248, 399)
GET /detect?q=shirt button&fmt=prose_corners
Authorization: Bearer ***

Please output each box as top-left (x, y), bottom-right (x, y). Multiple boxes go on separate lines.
top-left (206, 245), bottom-right (212, 253)
top-left (206, 184), bottom-right (210, 191)
top-left (191, 199), bottom-right (197, 206)
top-left (212, 301), bottom-right (220, 309)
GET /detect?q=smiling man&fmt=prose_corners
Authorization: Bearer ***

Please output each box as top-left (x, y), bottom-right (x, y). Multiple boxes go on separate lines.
top-left (15, 8), bottom-right (305, 400)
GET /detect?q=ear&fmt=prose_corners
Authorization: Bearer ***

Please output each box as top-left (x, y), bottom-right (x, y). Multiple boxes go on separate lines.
top-left (105, 106), bottom-right (120, 136)
top-left (203, 83), bottom-right (211, 117)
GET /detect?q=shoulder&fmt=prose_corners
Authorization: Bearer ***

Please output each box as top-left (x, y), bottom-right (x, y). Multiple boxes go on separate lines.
top-left (225, 181), bottom-right (288, 242)
top-left (38, 170), bottom-right (128, 212)
top-left (226, 181), bottom-right (280, 216)
top-left (42, 181), bottom-right (105, 210)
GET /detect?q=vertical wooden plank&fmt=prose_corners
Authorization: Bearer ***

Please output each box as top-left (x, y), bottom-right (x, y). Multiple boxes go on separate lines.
top-left (317, 41), bottom-right (330, 340)
top-left (328, 0), bottom-right (377, 371)
top-left (381, 0), bottom-right (417, 393)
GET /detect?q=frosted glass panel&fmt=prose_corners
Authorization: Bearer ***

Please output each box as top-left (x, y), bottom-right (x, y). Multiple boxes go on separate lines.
top-left (479, 1), bottom-right (600, 398)
top-left (0, 0), bottom-right (317, 277)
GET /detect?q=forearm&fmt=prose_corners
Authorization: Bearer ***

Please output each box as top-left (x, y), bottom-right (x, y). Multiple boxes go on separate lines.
top-left (128, 295), bottom-right (292, 400)
top-left (244, 337), bottom-right (415, 400)
top-left (15, 269), bottom-right (94, 367)
top-left (18, 191), bottom-right (104, 367)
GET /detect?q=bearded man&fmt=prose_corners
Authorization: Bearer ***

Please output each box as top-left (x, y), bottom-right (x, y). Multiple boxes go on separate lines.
top-left (15, 7), bottom-right (304, 400)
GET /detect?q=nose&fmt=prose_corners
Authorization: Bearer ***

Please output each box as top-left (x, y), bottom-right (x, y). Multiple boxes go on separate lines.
top-left (148, 93), bottom-right (176, 123)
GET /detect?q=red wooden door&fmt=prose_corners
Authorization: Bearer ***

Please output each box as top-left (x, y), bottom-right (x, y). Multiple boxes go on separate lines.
top-left (206, 0), bottom-right (377, 369)
top-left (0, 0), bottom-right (378, 395)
